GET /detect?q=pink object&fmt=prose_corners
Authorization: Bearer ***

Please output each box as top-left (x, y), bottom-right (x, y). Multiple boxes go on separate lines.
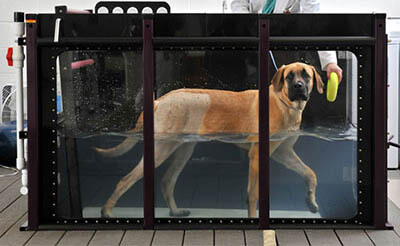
top-left (71, 59), bottom-right (95, 70)
top-left (67, 9), bottom-right (91, 14)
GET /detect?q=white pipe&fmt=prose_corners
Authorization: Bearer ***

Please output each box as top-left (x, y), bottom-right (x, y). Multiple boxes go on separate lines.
top-left (12, 17), bottom-right (27, 195)
top-left (14, 46), bottom-right (24, 171)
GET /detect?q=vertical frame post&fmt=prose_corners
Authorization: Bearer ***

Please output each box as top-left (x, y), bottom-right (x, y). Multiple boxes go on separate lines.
top-left (26, 15), bottom-right (39, 230)
top-left (258, 17), bottom-right (270, 229)
top-left (143, 16), bottom-right (155, 229)
top-left (373, 14), bottom-right (388, 229)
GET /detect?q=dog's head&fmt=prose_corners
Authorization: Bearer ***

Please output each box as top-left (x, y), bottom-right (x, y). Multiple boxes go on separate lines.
top-left (271, 62), bottom-right (324, 103)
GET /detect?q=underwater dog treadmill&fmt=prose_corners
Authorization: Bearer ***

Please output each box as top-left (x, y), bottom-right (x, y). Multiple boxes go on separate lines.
top-left (24, 2), bottom-right (389, 230)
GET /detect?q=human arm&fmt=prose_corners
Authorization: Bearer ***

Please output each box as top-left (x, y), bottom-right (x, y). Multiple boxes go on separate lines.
top-left (301, 0), bottom-right (343, 82)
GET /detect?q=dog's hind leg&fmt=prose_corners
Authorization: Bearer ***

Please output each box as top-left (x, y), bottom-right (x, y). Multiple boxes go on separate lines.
top-left (271, 136), bottom-right (319, 213)
top-left (161, 143), bottom-right (196, 217)
top-left (247, 143), bottom-right (259, 218)
top-left (101, 140), bottom-right (182, 218)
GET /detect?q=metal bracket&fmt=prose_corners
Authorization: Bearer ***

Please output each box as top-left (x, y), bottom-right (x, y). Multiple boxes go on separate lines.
top-left (19, 131), bottom-right (28, 139)
top-left (18, 37), bottom-right (26, 46)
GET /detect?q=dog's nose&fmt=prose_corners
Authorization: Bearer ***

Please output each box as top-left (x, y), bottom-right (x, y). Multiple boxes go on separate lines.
top-left (294, 81), bottom-right (305, 89)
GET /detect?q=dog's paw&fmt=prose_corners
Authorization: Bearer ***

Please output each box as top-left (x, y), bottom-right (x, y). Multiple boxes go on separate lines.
top-left (101, 207), bottom-right (112, 218)
top-left (169, 209), bottom-right (191, 217)
top-left (306, 198), bottom-right (319, 213)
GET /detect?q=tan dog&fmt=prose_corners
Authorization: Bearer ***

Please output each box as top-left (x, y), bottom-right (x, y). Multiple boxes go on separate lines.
top-left (96, 62), bottom-right (324, 218)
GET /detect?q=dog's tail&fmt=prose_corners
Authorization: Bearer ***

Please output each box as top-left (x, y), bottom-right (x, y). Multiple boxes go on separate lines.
top-left (93, 100), bottom-right (161, 158)
top-left (94, 136), bottom-right (139, 158)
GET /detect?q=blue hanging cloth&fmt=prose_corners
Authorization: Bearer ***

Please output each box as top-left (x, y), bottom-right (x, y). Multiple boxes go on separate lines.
top-left (262, 0), bottom-right (276, 14)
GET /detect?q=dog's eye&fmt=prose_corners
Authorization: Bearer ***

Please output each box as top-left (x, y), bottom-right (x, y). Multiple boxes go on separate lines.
top-left (302, 69), bottom-right (311, 81)
top-left (286, 71), bottom-right (294, 81)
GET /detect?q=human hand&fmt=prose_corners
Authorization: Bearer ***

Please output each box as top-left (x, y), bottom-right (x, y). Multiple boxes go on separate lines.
top-left (325, 63), bottom-right (343, 83)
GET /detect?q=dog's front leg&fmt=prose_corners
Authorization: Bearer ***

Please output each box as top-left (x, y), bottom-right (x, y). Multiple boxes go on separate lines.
top-left (247, 143), bottom-right (259, 218)
top-left (271, 137), bottom-right (319, 213)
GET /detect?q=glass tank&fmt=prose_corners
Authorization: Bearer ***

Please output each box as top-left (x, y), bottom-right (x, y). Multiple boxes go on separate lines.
top-left (56, 48), bottom-right (358, 221)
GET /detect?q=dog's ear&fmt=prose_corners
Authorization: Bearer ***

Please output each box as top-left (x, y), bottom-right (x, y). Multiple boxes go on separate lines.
top-left (311, 66), bottom-right (324, 94)
top-left (272, 65), bottom-right (286, 92)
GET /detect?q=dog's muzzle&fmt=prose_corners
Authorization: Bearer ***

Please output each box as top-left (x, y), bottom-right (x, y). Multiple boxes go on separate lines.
top-left (289, 81), bottom-right (309, 101)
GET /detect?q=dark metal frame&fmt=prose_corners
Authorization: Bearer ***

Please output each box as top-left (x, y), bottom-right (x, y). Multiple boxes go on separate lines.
top-left (24, 13), bottom-right (389, 230)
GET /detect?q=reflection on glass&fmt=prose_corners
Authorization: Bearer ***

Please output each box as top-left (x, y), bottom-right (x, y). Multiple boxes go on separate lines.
top-left (56, 50), bottom-right (144, 218)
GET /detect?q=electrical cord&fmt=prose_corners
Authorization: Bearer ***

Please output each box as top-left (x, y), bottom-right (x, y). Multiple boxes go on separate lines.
top-left (0, 164), bottom-right (19, 178)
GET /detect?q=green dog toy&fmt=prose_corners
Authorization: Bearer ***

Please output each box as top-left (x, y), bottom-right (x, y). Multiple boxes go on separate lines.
top-left (326, 72), bottom-right (339, 102)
